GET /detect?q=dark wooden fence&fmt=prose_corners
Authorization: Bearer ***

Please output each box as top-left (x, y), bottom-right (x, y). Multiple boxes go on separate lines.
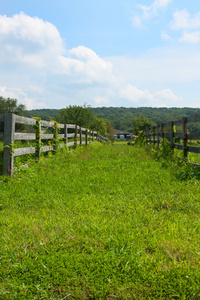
top-left (143, 113), bottom-right (200, 166)
top-left (0, 113), bottom-right (106, 176)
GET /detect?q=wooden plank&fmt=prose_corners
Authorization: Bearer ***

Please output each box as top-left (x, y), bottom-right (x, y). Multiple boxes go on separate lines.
top-left (77, 141), bottom-right (80, 145)
top-left (14, 147), bottom-right (36, 157)
top-left (81, 127), bottom-right (86, 131)
top-left (14, 133), bottom-right (36, 140)
top-left (58, 123), bottom-right (64, 128)
top-left (0, 114), bottom-right (4, 122)
top-left (174, 144), bottom-right (183, 150)
top-left (67, 141), bottom-right (75, 147)
top-left (15, 115), bottom-right (36, 125)
top-left (187, 114), bottom-right (200, 123)
top-left (59, 134), bottom-right (65, 139)
top-left (188, 132), bottom-right (200, 140)
top-left (188, 146), bottom-right (200, 154)
top-left (82, 141), bottom-right (86, 145)
top-left (81, 134), bottom-right (86, 138)
top-left (40, 120), bottom-right (54, 127)
top-left (41, 145), bottom-right (51, 152)
top-left (0, 132), bottom-right (4, 140)
top-left (182, 117), bottom-right (188, 158)
top-left (41, 134), bottom-right (54, 140)
top-left (67, 133), bottom-right (75, 138)
top-left (3, 114), bottom-right (15, 176)
top-left (66, 124), bottom-right (76, 129)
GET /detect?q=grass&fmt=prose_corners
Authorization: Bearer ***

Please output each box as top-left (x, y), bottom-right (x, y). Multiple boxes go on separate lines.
top-left (0, 142), bottom-right (200, 299)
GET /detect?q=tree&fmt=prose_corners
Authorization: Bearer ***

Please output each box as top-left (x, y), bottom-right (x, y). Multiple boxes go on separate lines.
top-left (91, 117), bottom-right (107, 136)
top-left (106, 122), bottom-right (114, 141)
top-left (132, 116), bottom-right (156, 135)
top-left (0, 97), bottom-right (26, 115)
top-left (57, 104), bottom-right (95, 128)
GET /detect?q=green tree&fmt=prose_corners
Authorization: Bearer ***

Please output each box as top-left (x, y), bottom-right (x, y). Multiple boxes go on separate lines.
top-left (91, 117), bottom-right (107, 136)
top-left (132, 116), bottom-right (156, 135)
top-left (0, 97), bottom-right (26, 115)
top-left (57, 104), bottom-right (95, 128)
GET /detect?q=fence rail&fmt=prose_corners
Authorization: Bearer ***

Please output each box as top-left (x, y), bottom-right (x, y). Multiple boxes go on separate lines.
top-left (0, 113), bottom-right (106, 176)
top-left (143, 113), bottom-right (200, 165)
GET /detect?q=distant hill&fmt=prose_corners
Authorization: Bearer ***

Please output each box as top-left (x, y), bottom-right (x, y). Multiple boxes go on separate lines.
top-left (27, 107), bottom-right (200, 133)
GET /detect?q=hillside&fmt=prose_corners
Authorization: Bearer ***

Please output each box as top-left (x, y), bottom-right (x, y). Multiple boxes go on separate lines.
top-left (27, 107), bottom-right (200, 133)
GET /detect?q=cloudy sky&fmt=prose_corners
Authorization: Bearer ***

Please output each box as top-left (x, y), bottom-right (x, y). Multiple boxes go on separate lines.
top-left (0, 0), bottom-right (200, 109)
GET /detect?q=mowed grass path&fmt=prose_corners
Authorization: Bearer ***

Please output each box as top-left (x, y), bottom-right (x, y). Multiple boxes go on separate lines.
top-left (0, 143), bottom-right (200, 299)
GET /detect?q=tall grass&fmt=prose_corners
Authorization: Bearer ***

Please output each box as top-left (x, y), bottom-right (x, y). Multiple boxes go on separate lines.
top-left (0, 142), bottom-right (200, 299)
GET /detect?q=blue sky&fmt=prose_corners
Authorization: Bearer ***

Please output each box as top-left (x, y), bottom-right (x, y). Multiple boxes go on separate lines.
top-left (0, 0), bottom-right (200, 109)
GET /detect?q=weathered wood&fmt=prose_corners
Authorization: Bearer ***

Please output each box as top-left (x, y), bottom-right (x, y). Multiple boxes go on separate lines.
top-left (66, 124), bottom-right (76, 129)
top-left (82, 141), bottom-right (86, 145)
top-left (0, 114), bottom-right (4, 122)
top-left (86, 129), bottom-right (88, 146)
top-left (15, 115), bottom-right (36, 125)
top-left (40, 133), bottom-right (54, 140)
top-left (59, 134), bottom-right (65, 139)
top-left (14, 133), bottom-right (36, 140)
top-left (80, 127), bottom-right (82, 146)
top-left (188, 132), bottom-right (200, 140)
top-left (0, 132), bottom-right (4, 140)
top-left (67, 141), bottom-right (75, 147)
top-left (14, 147), bottom-right (36, 157)
top-left (75, 125), bottom-right (78, 148)
top-left (3, 113), bottom-right (15, 176)
top-left (187, 113), bottom-right (200, 123)
top-left (40, 120), bottom-right (54, 127)
top-left (188, 146), bottom-right (200, 154)
top-left (58, 124), bottom-right (64, 129)
top-left (182, 117), bottom-right (188, 158)
top-left (67, 133), bottom-right (75, 138)
top-left (41, 145), bottom-right (52, 152)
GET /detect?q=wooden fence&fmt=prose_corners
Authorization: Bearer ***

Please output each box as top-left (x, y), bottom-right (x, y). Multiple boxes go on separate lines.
top-left (0, 113), bottom-right (106, 176)
top-left (143, 113), bottom-right (200, 166)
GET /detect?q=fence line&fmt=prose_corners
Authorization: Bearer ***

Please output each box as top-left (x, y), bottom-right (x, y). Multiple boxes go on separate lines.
top-left (0, 113), bottom-right (106, 176)
top-left (143, 113), bottom-right (200, 166)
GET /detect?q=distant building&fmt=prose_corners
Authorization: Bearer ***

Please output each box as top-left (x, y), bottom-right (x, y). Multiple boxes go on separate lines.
top-left (113, 129), bottom-right (135, 140)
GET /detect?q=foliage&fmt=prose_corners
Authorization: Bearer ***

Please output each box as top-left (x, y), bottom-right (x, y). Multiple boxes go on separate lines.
top-left (56, 103), bottom-right (95, 128)
top-left (1, 144), bottom-right (200, 299)
top-left (132, 116), bottom-right (156, 135)
top-left (0, 96), bottom-right (26, 115)
top-left (106, 122), bottom-right (115, 142)
top-left (91, 116), bottom-right (107, 136)
top-left (134, 130), bottom-right (146, 146)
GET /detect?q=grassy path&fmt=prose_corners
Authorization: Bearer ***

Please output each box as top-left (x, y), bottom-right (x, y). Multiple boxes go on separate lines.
top-left (0, 143), bottom-right (200, 299)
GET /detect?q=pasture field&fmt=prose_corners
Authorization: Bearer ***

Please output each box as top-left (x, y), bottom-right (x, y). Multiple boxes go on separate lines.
top-left (0, 142), bottom-right (200, 299)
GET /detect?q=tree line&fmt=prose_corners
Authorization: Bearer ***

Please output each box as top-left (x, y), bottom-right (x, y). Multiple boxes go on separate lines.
top-left (1, 96), bottom-right (200, 135)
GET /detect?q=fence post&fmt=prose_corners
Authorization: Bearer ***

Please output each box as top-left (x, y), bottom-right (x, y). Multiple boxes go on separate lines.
top-left (36, 119), bottom-right (41, 160)
top-left (54, 122), bottom-right (58, 151)
top-left (3, 113), bottom-right (15, 176)
top-left (64, 124), bottom-right (68, 146)
top-left (80, 127), bottom-right (82, 146)
top-left (85, 129), bottom-right (88, 147)
top-left (182, 117), bottom-right (188, 159)
top-left (170, 121), bottom-right (174, 151)
top-left (157, 125), bottom-right (160, 149)
top-left (92, 131), bottom-right (94, 141)
top-left (75, 125), bottom-right (78, 148)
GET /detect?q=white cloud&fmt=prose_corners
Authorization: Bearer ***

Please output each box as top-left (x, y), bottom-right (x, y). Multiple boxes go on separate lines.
top-left (132, 0), bottom-right (172, 27)
top-left (119, 84), bottom-right (181, 106)
top-left (179, 31), bottom-right (200, 43)
top-left (58, 46), bottom-right (114, 84)
top-left (161, 32), bottom-right (173, 40)
top-left (0, 86), bottom-right (46, 109)
top-left (170, 10), bottom-right (200, 30)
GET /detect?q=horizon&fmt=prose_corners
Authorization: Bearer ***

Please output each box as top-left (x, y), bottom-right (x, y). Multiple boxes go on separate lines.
top-left (0, 0), bottom-right (200, 109)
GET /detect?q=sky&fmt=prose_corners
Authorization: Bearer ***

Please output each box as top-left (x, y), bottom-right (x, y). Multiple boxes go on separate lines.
top-left (0, 0), bottom-right (200, 109)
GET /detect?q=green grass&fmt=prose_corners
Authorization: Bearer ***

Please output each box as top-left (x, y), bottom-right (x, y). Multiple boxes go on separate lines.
top-left (0, 142), bottom-right (200, 299)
